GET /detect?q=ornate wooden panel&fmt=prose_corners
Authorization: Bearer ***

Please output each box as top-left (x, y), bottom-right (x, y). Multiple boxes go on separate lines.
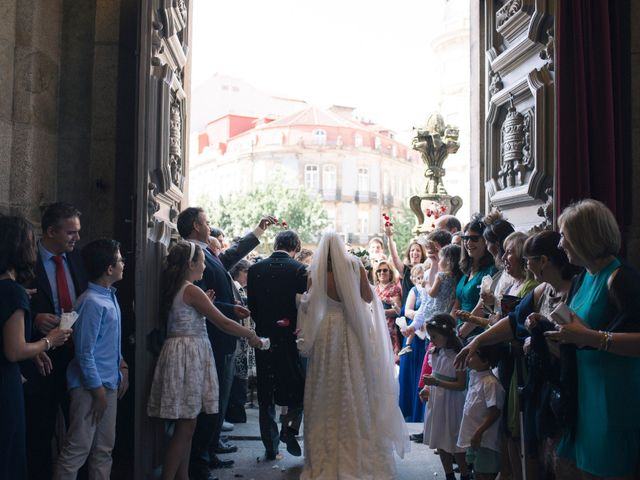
top-left (484, 0), bottom-right (555, 230)
top-left (134, 1), bottom-right (191, 477)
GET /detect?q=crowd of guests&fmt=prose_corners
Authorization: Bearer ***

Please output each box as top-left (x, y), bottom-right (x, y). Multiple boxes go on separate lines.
top-left (2, 199), bottom-right (640, 480)
top-left (368, 202), bottom-right (640, 480)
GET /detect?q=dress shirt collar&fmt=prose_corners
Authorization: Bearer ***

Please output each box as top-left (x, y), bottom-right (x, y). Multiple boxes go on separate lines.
top-left (188, 239), bottom-right (209, 250)
top-left (87, 281), bottom-right (117, 296)
top-left (39, 241), bottom-right (68, 262)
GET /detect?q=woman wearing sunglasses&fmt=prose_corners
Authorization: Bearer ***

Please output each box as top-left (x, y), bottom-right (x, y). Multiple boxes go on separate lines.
top-left (374, 261), bottom-right (402, 363)
top-left (450, 215), bottom-right (497, 341)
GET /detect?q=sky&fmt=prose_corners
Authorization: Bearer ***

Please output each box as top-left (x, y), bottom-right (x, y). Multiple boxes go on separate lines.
top-left (190, 0), bottom-right (449, 137)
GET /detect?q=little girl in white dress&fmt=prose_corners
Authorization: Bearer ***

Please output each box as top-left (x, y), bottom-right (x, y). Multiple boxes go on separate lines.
top-left (147, 242), bottom-right (262, 480)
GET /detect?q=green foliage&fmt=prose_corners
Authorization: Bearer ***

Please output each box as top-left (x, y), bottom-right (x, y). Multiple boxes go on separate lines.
top-left (197, 177), bottom-right (328, 252)
top-left (390, 203), bottom-right (418, 253)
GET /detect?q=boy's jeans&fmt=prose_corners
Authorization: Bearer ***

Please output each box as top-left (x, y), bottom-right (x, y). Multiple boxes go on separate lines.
top-left (54, 387), bottom-right (117, 480)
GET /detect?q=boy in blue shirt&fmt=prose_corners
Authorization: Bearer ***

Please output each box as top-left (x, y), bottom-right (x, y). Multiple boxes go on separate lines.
top-left (54, 239), bottom-right (129, 480)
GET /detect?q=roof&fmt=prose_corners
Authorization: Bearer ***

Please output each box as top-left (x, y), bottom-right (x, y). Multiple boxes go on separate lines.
top-left (256, 105), bottom-right (367, 131)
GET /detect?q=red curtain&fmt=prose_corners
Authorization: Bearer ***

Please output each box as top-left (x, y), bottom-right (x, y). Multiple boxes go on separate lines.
top-left (556, 0), bottom-right (631, 230)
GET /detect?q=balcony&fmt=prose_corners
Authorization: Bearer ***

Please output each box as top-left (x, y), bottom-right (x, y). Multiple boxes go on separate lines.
top-left (322, 189), bottom-right (341, 201)
top-left (355, 191), bottom-right (377, 203)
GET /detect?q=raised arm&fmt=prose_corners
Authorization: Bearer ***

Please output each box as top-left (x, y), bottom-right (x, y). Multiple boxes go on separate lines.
top-left (384, 225), bottom-right (405, 277)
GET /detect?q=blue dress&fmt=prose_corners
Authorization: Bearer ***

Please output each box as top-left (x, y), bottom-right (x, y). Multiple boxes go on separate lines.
top-left (558, 258), bottom-right (640, 476)
top-left (0, 279), bottom-right (30, 480)
top-left (398, 286), bottom-right (427, 422)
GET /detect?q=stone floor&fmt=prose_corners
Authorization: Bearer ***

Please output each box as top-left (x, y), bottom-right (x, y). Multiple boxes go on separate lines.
top-left (210, 406), bottom-right (444, 480)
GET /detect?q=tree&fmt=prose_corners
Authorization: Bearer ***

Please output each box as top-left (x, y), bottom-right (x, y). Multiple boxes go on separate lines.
top-left (387, 203), bottom-right (418, 254)
top-left (197, 177), bottom-right (328, 252)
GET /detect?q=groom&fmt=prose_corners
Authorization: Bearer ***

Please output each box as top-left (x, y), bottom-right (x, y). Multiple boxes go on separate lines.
top-left (247, 230), bottom-right (308, 460)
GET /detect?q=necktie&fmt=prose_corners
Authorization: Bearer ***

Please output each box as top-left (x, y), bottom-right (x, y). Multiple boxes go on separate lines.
top-left (52, 255), bottom-right (73, 313)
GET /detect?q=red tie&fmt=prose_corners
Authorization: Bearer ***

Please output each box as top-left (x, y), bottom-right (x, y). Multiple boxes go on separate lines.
top-left (52, 255), bottom-right (73, 313)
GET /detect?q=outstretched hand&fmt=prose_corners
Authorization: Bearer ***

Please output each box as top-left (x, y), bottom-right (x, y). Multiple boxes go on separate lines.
top-left (544, 311), bottom-right (591, 346)
top-left (258, 216), bottom-right (278, 230)
top-left (454, 339), bottom-right (478, 369)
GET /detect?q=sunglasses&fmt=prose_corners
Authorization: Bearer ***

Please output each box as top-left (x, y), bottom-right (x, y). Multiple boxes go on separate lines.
top-left (376, 268), bottom-right (390, 274)
top-left (461, 235), bottom-right (481, 242)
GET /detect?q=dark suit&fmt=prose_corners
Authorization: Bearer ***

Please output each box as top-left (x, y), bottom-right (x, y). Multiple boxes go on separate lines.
top-left (247, 251), bottom-right (308, 455)
top-left (22, 249), bottom-right (87, 480)
top-left (189, 233), bottom-right (259, 476)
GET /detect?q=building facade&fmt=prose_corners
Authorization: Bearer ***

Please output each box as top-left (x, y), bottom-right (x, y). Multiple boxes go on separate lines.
top-left (191, 104), bottom-right (425, 244)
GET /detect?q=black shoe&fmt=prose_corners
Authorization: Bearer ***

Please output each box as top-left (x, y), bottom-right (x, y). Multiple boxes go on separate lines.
top-left (208, 455), bottom-right (234, 469)
top-left (214, 441), bottom-right (238, 454)
top-left (409, 433), bottom-right (423, 443)
top-left (280, 427), bottom-right (302, 457)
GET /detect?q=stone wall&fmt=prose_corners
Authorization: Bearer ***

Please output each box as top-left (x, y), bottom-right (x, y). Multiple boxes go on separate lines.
top-left (0, 0), bottom-right (124, 242)
top-left (0, 0), bottom-right (64, 223)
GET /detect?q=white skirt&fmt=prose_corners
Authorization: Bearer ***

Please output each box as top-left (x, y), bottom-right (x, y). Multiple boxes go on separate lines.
top-left (147, 336), bottom-right (218, 419)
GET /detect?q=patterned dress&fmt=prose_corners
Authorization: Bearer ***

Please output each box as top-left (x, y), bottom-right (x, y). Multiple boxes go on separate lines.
top-left (147, 282), bottom-right (218, 419)
top-left (375, 282), bottom-right (402, 355)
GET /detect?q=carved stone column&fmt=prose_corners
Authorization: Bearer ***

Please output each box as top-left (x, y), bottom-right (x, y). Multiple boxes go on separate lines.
top-left (409, 113), bottom-right (463, 234)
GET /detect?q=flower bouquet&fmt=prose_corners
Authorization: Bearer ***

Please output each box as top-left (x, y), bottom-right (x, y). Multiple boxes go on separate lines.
top-left (351, 248), bottom-right (372, 271)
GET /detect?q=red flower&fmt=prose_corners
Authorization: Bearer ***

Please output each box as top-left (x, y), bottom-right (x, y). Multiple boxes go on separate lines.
top-left (276, 318), bottom-right (290, 327)
top-left (382, 212), bottom-right (387, 217)
top-left (440, 206), bottom-right (446, 212)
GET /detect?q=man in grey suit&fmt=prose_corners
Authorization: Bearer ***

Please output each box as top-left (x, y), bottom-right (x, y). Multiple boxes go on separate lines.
top-left (247, 230), bottom-right (308, 460)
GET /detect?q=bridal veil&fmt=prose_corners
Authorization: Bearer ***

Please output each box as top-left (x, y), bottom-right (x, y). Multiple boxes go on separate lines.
top-left (297, 231), bottom-right (409, 459)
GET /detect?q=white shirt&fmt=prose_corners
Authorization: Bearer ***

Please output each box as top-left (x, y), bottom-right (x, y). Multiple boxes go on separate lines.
top-left (457, 369), bottom-right (505, 452)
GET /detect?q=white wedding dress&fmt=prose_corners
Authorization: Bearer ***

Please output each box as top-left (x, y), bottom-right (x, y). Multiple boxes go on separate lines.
top-left (298, 233), bottom-right (408, 480)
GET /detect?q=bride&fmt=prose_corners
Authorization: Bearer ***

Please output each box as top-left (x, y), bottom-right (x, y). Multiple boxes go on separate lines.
top-left (297, 232), bottom-right (409, 480)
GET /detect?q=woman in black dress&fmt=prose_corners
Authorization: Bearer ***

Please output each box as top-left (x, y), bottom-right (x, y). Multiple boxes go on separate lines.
top-left (0, 216), bottom-right (71, 479)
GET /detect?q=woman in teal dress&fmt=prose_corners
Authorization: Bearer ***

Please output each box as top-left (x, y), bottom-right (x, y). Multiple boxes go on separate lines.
top-left (547, 199), bottom-right (640, 479)
top-left (451, 215), bottom-right (497, 341)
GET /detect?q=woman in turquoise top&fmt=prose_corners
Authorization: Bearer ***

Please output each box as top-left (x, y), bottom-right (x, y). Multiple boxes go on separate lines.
top-left (451, 215), bottom-right (497, 341)
top-left (546, 199), bottom-right (640, 479)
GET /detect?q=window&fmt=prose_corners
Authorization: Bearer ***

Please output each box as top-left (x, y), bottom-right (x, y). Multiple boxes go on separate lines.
top-left (358, 212), bottom-right (369, 234)
top-left (313, 129), bottom-right (327, 146)
top-left (391, 144), bottom-right (397, 158)
top-left (374, 137), bottom-right (382, 150)
top-left (323, 164), bottom-right (336, 191)
top-left (305, 164), bottom-right (319, 191)
top-left (327, 208), bottom-right (336, 230)
top-left (357, 167), bottom-right (369, 192)
top-left (354, 133), bottom-right (363, 147)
